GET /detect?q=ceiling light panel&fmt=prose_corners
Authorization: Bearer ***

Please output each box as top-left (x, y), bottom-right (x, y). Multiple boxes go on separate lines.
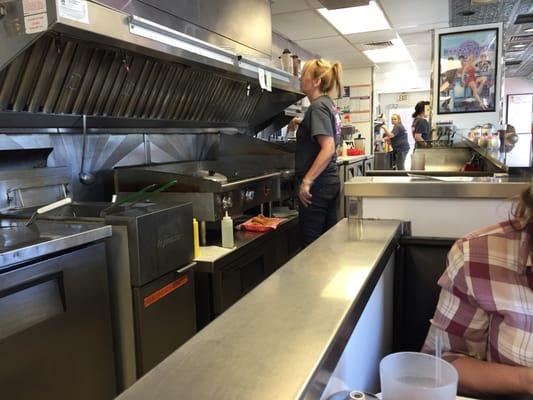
top-left (363, 36), bottom-right (412, 63)
top-left (318, 1), bottom-right (390, 34)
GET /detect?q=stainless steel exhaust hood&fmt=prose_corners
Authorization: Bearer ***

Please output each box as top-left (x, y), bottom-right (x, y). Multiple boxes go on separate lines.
top-left (0, 0), bottom-right (303, 131)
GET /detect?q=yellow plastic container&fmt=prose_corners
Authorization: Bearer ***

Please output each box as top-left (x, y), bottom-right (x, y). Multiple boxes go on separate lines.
top-left (192, 218), bottom-right (200, 258)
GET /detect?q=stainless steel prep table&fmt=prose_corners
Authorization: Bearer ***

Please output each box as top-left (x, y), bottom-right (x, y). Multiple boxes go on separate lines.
top-left (194, 216), bottom-right (300, 327)
top-left (117, 219), bottom-right (401, 400)
top-left (0, 219), bottom-right (111, 269)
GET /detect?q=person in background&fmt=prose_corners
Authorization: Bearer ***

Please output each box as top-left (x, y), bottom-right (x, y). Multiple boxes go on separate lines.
top-left (287, 59), bottom-right (342, 248)
top-left (422, 185), bottom-right (533, 399)
top-left (411, 100), bottom-right (430, 145)
top-left (462, 54), bottom-right (487, 110)
top-left (380, 113), bottom-right (410, 170)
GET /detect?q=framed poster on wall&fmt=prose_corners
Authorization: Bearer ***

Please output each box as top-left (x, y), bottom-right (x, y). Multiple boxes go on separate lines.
top-left (437, 27), bottom-right (498, 114)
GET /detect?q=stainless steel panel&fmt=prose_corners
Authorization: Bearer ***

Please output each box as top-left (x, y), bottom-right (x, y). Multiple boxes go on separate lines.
top-left (123, 58), bottom-right (154, 118)
top-left (28, 38), bottom-right (63, 113)
top-left (112, 56), bottom-right (146, 117)
top-left (344, 176), bottom-right (529, 199)
top-left (71, 48), bottom-right (105, 115)
top-left (0, 51), bottom-right (25, 111)
top-left (115, 219), bottom-right (401, 400)
top-left (56, 43), bottom-right (92, 114)
top-left (0, 220), bottom-right (111, 268)
top-left (0, 0), bottom-right (301, 130)
top-left (133, 0), bottom-right (272, 56)
top-left (12, 37), bottom-right (49, 111)
top-left (83, 50), bottom-right (116, 115)
top-left (43, 40), bottom-right (77, 113)
top-left (150, 65), bottom-right (181, 119)
top-left (132, 61), bottom-right (160, 118)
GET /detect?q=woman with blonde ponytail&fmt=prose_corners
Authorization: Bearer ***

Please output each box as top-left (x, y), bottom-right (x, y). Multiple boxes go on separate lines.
top-left (287, 59), bottom-right (343, 247)
top-left (422, 185), bottom-right (533, 398)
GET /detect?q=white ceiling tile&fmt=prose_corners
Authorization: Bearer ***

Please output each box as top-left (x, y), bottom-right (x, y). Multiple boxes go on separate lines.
top-left (271, 0), bottom-right (310, 15)
top-left (379, 0), bottom-right (449, 30)
top-left (406, 45), bottom-right (431, 61)
top-left (400, 31), bottom-right (431, 47)
top-left (272, 10), bottom-right (338, 40)
top-left (344, 29), bottom-right (397, 45)
top-left (305, 0), bottom-right (324, 8)
top-left (296, 35), bottom-right (356, 54)
top-left (323, 50), bottom-right (373, 67)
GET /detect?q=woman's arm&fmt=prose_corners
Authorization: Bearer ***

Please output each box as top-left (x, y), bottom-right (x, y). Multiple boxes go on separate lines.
top-left (298, 135), bottom-right (335, 207)
top-left (381, 125), bottom-right (394, 138)
top-left (287, 117), bottom-right (302, 132)
top-left (423, 240), bottom-right (533, 397)
top-left (451, 357), bottom-right (533, 397)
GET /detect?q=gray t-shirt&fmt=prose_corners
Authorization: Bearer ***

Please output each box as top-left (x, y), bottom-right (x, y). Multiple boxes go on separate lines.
top-left (391, 123), bottom-right (410, 152)
top-left (412, 117), bottom-right (430, 141)
top-left (295, 95), bottom-right (340, 184)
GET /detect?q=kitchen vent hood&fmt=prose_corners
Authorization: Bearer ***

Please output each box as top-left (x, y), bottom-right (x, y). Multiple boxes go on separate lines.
top-left (0, 0), bottom-right (303, 132)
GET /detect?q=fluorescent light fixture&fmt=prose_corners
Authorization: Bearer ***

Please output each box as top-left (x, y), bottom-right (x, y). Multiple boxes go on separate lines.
top-left (318, 1), bottom-right (390, 34)
top-left (512, 44), bottom-right (527, 48)
top-left (129, 16), bottom-right (235, 65)
top-left (525, 28), bottom-right (533, 33)
top-left (363, 36), bottom-right (411, 63)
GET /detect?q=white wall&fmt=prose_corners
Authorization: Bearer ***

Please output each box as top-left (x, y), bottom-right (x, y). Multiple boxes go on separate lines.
top-left (342, 67), bottom-right (373, 154)
top-left (378, 91), bottom-right (431, 117)
top-left (503, 77), bottom-right (533, 127)
top-left (431, 23), bottom-right (504, 131)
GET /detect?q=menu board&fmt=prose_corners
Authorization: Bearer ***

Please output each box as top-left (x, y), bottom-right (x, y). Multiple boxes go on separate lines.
top-left (507, 94), bottom-right (532, 134)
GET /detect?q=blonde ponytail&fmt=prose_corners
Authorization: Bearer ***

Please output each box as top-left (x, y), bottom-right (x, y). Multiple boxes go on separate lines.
top-left (303, 59), bottom-right (343, 98)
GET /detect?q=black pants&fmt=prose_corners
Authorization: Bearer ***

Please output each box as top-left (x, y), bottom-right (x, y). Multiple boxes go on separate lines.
top-left (394, 150), bottom-right (409, 170)
top-left (298, 180), bottom-right (340, 248)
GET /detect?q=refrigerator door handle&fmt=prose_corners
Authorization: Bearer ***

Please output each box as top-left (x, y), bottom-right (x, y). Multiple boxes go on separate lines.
top-left (176, 262), bottom-right (196, 275)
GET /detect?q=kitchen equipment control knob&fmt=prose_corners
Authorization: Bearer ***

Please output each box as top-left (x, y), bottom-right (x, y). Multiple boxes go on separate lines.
top-left (222, 195), bottom-right (233, 210)
top-left (245, 190), bottom-right (255, 202)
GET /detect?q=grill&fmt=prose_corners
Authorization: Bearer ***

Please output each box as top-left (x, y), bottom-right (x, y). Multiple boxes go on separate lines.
top-left (114, 158), bottom-right (282, 223)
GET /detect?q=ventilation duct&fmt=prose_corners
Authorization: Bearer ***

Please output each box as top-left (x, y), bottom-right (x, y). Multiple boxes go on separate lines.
top-left (0, 0), bottom-right (303, 132)
top-left (359, 41), bottom-right (394, 51)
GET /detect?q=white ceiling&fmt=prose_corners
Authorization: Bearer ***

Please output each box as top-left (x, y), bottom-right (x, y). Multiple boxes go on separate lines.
top-left (271, 0), bottom-right (451, 92)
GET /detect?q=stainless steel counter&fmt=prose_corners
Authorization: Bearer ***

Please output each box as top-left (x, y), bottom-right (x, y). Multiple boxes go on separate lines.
top-left (336, 154), bottom-right (372, 165)
top-left (116, 219), bottom-right (401, 400)
top-left (344, 176), bottom-right (529, 199)
top-left (0, 220), bottom-right (112, 269)
top-left (194, 216), bottom-right (299, 273)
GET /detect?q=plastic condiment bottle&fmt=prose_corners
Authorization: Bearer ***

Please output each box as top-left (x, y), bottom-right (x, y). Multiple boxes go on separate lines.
top-left (341, 141), bottom-right (348, 157)
top-left (221, 211), bottom-right (234, 248)
top-left (192, 218), bottom-right (200, 258)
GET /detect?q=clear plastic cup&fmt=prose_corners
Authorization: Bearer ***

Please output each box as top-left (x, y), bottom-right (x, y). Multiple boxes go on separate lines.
top-left (380, 352), bottom-right (458, 400)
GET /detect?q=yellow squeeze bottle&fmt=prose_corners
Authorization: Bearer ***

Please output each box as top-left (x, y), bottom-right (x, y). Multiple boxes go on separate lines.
top-left (192, 218), bottom-right (200, 258)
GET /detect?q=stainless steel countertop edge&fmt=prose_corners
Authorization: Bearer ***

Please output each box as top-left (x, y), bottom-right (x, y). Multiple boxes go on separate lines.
top-left (298, 222), bottom-right (401, 400)
top-left (0, 224), bottom-right (112, 269)
top-left (116, 219), bottom-right (402, 400)
top-left (344, 178), bottom-right (529, 199)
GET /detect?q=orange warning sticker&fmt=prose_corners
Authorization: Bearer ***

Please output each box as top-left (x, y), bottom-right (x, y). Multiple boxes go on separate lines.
top-left (143, 275), bottom-right (188, 308)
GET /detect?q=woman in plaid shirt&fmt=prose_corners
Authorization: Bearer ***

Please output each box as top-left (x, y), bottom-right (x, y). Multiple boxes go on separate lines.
top-left (423, 187), bottom-right (533, 399)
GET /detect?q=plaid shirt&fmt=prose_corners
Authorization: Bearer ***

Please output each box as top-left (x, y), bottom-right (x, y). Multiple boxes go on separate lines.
top-left (423, 220), bottom-right (533, 367)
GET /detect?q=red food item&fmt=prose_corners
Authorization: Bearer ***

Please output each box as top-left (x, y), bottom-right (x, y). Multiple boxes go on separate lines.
top-left (347, 148), bottom-right (364, 156)
top-left (241, 215), bottom-right (286, 232)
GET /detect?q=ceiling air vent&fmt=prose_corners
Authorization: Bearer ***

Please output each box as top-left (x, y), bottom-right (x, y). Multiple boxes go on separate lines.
top-left (510, 34), bottom-right (533, 42)
top-left (317, 0), bottom-right (369, 10)
top-left (505, 60), bottom-right (522, 66)
top-left (515, 14), bottom-right (533, 24)
top-left (360, 41), bottom-right (393, 51)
